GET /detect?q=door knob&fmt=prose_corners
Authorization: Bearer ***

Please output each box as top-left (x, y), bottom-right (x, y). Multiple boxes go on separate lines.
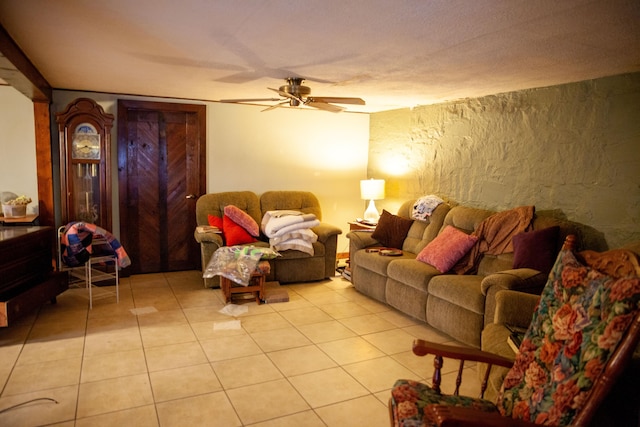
top-left (185, 194), bottom-right (198, 200)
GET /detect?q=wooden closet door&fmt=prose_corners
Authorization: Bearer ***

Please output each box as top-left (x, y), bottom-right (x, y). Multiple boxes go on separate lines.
top-left (118, 100), bottom-right (206, 274)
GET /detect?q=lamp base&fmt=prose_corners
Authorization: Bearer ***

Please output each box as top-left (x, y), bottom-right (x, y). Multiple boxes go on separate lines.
top-left (363, 199), bottom-right (380, 223)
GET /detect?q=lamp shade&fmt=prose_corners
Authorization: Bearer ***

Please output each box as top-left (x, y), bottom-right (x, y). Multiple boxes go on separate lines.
top-left (360, 179), bottom-right (385, 201)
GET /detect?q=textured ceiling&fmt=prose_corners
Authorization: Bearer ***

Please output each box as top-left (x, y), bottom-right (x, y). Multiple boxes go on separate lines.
top-left (1, 0), bottom-right (639, 113)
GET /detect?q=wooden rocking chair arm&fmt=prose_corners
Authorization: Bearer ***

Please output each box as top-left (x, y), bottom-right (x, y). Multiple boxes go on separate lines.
top-left (412, 339), bottom-right (514, 368)
top-left (425, 405), bottom-right (540, 427)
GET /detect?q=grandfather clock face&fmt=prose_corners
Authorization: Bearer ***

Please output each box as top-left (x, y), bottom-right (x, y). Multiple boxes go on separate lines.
top-left (71, 124), bottom-right (101, 160)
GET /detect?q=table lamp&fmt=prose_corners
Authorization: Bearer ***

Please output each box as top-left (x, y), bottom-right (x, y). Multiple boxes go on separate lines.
top-left (360, 179), bottom-right (385, 223)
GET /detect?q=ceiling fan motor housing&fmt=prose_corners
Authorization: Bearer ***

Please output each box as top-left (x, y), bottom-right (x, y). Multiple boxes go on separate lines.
top-left (280, 77), bottom-right (311, 106)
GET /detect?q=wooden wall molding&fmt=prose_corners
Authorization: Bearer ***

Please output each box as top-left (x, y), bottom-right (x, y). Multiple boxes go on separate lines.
top-left (0, 23), bottom-right (55, 225)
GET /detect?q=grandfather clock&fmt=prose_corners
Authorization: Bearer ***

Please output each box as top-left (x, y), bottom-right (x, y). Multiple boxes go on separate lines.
top-left (57, 98), bottom-right (114, 231)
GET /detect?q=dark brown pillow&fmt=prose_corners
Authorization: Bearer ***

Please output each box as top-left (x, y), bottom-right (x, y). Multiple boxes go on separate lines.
top-left (512, 226), bottom-right (560, 274)
top-left (371, 210), bottom-right (413, 249)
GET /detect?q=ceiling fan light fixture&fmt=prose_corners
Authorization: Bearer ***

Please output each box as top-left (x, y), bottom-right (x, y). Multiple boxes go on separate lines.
top-left (222, 77), bottom-right (365, 112)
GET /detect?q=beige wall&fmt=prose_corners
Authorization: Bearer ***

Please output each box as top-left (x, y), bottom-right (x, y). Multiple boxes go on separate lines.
top-left (4, 72), bottom-right (638, 254)
top-left (368, 73), bottom-right (640, 249)
top-left (0, 86), bottom-right (39, 214)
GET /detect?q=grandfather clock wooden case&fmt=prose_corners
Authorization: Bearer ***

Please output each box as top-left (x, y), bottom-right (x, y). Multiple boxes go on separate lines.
top-left (57, 98), bottom-right (114, 231)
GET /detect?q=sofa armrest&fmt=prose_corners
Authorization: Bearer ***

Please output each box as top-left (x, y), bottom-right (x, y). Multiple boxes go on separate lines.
top-left (312, 222), bottom-right (342, 244)
top-left (346, 230), bottom-right (379, 251)
top-left (481, 268), bottom-right (547, 295)
top-left (194, 230), bottom-right (223, 246)
top-left (481, 268), bottom-right (547, 326)
top-left (493, 289), bottom-right (539, 328)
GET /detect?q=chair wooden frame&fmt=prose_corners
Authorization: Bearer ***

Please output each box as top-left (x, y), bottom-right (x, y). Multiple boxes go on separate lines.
top-left (389, 235), bottom-right (640, 427)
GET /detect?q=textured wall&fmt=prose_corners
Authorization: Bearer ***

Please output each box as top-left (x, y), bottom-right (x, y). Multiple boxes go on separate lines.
top-left (369, 73), bottom-right (640, 249)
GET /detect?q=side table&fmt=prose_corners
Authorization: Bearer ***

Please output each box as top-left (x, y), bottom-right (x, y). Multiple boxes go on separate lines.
top-left (348, 221), bottom-right (376, 232)
top-left (220, 272), bottom-right (266, 304)
top-left (341, 221), bottom-right (377, 281)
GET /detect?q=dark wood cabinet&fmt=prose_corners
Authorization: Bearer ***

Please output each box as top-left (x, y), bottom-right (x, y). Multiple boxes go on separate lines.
top-left (0, 226), bottom-right (68, 326)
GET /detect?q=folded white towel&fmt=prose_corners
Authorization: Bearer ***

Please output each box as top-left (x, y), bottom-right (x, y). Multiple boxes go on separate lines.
top-left (262, 210), bottom-right (317, 237)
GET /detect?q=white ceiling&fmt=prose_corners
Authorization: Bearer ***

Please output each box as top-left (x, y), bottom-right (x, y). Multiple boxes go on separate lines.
top-left (1, 0), bottom-right (639, 113)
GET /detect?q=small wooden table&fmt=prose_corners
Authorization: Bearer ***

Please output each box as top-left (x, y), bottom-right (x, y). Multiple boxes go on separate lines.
top-left (220, 272), bottom-right (266, 304)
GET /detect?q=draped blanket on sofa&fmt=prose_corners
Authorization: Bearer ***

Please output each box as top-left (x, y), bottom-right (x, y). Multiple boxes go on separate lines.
top-left (454, 205), bottom-right (534, 274)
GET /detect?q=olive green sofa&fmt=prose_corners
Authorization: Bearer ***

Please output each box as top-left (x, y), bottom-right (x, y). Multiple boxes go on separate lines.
top-left (347, 200), bottom-right (607, 348)
top-left (194, 190), bottom-right (342, 287)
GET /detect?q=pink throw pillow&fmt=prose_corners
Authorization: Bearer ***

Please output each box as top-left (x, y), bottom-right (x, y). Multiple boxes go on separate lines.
top-left (224, 205), bottom-right (260, 237)
top-left (417, 226), bottom-right (478, 273)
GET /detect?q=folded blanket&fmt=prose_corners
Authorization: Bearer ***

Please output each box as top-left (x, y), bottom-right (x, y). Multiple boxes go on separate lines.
top-left (261, 210), bottom-right (317, 237)
top-left (270, 229), bottom-right (318, 246)
top-left (271, 238), bottom-right (315, 256)
top-left (61, 221), bottom-right (131, 268)
top-left (269, 219), bottom-right (320, 238)
top-left (265, 210), bottom-right (304, 218)
top-left (453, 206), bottom-right (534, 275)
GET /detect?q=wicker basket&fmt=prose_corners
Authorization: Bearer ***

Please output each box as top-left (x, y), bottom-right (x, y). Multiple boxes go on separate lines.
top-left (2, 204), bottom-right (27, 218)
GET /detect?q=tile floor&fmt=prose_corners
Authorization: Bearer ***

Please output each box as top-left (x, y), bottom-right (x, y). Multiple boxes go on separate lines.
top-left (0, 271), bottom-right (481, 426)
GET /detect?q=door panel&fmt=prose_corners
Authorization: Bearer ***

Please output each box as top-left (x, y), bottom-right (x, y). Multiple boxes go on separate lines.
top-left (118, 101), bottom-right (206, 274)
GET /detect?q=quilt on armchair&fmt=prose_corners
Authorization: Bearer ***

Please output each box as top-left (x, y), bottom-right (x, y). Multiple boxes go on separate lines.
top-left (390, 246), bottom-right (640, 426)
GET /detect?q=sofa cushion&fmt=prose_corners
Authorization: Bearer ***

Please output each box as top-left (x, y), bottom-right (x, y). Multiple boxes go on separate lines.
top-left (224, 205), bottom-right (260, 237)
top-left (353, 249), bottom-right (413, 276)
top-left (512, 226), bottom-right (559, 274)
top-left (260, 191), bottom-right (322, 219)
top-left (401, 202), bottom-right (451, 254)
top-left (477, 253), bottom-right (516, 277)
top-left (371, 209), bottom-right (413, 249)
top-left (454, 205), bottom-right (535, 275)
top-left (197, 191), bottom-right (262, 226)
top-left (277, 241), bottom-right (325, 259)
top-left (387, 258), bottom-right (441, 292)
top-left (417, 225), bottom-right (478, 273)
top-left (428, 274), bottom-right (486, 313)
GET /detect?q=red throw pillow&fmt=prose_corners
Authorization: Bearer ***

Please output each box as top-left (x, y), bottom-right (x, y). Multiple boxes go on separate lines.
top-left (223, 214), bottom-right (258, 246)
top-left (417, 226), bottom-right (478, 273)
top-left (371, 210), bottom-right (414, 249)
top-left (207, 214), bottom-right (223, 229)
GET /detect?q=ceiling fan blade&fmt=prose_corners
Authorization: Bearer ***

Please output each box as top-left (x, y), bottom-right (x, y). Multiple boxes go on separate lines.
top-left (306, 101), bottom-right (345, 113)
top-left (220, 98), bottom-right (281, 103)
top-left (308, 96), bottom-right (365, 105)
top-left (261, 101), bottom-right (289, 112)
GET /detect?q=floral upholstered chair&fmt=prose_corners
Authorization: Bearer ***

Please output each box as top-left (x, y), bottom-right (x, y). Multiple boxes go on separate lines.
top-left (389, 236), bottom-right (640, 427)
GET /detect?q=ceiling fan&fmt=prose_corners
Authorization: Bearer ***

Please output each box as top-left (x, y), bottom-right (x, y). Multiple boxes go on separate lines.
top-left (220, 77), bottom-right (365, 113)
